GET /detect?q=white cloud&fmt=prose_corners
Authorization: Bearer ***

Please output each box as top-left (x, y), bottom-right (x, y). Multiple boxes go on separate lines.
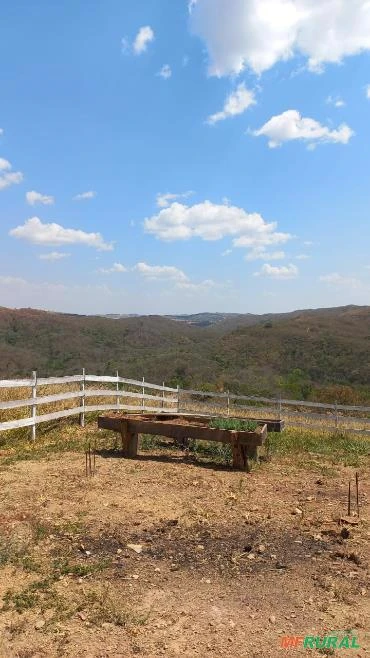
top-left (135, 262), bottom-right (188, 283)
top-left (0, 129), bottom-right (3, 136)
top-left (0, 158), bottom-right (11, 170)
top-left (39, 251), bottom-right (70, 261)
top-left (134, 261), bottom-right (218, 294)
top-left (254, 263), bottom-right (299, 279)
top-left (295, 253), bottom-right (309, 260)
top-left (366, 84), bottom-right (370, 99)
top-left (156, 191), bottom-right (194, 208)
top-left (222, 249), bottom-right (232, 256)
top-left (158, 64), bottom-right (172, 79)
top-left (207, 83), bottom-right (256, 124)
top-left (144, 200), bottom-right (292, 253)
top-left (0, 157), bottom-right (23, 190)
top-left (190, 0), bottom-right (370, 76)
top-left (9, 217), bottom-right (113, 251)
top-left (252, 109), bottom-right (354, 148)
top-left (26, 190), bottom-right (54, 206)
top-left (319, 272), bottom-right (361, 288)
top-left (245, 248), bottom-right (285, 261)
top-left (177, 278), bottom-right (217, 292)
top-left (326, 95), bottom-right (345, 108)
top-left (133, 26), bottom-right (154, 55)
top-left (73, 190), bottom-right (96, 201)
top-left (99, 262), bottom-right (127, 274)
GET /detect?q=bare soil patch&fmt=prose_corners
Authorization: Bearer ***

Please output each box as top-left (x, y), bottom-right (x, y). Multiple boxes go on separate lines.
top-left (0, 426), bottom-right (368, 657)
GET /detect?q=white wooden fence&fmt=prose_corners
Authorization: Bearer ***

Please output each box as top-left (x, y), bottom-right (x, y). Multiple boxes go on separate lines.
top-left (0, 371), bottom-right (370, 437)
top-left (0, 371), bottom-right (179, 435)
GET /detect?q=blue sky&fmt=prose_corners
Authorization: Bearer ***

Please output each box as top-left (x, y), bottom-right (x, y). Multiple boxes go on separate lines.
top-left (1, 0), bottom-right (370, 315)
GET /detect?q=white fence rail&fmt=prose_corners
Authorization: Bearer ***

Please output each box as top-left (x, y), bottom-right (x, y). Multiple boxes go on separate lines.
top-left (0, 370), bottom-right (369, 437)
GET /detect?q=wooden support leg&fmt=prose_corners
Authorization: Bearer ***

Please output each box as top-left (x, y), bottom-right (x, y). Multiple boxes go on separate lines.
top-left (127, 432), bottom-right (138, 458)
top-left (232, 441), bottom-right (258, 472)
top-left (232, 441), bottom-right (248, 471)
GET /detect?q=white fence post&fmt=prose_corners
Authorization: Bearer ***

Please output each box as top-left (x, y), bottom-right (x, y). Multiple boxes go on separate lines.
top-left (79, 368), bottom-right (85, 427)
top-left (162, 382), bottom-right (165, 411)
top-left (142, 377), bottom-right (145, 411)
top-left (31, 370), bottom-right (37, 440)
top-left (227, 390), bottom-right (230, 416)
top-left (116, 370), bottom-right (120, 410)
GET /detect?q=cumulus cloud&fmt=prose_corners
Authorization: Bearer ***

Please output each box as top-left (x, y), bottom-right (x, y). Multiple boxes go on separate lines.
top-left (99, 262), bottom-right (127, 274)
top-left (207, 83), bottom-right (256, 124)
top-left (156, 191), bottom-right (194, 208)
top-left (254, 263), bottom-right (299, 279)
top-left (326, 95), bottom-right (345, 108)
top-left (73, 190), bottom-right (96, 201)
top-left (26, 190), bottom-right (54, 206)
top-left (134, 261), bottom-right (219, 294)
top-left (190, 0), bottom-right (370, 76)
top-left (135, 262), bottom-right (188, 283)
top-left (39, 252), bottom-right (70, 261)
top-left (319, 272), bottom-right (361, 288)
top-left (245, 248), bottom-right (286, 261)
top-left (133, 26), bottom-right (154, 54)
top-left (9, 217), bottom-right (113, 251)
top-left (158, 64), bottom-right (172, 79)
top-left (252, 110), bottom-right (354, 148)
top-left (0, 157), bottom-right (23, 190)
top-left (144, 201), bottom-right (292, 253)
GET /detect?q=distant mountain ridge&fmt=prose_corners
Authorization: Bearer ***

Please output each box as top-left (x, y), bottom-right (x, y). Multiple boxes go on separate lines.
top-left (0, 305), bottom-right (369, 400)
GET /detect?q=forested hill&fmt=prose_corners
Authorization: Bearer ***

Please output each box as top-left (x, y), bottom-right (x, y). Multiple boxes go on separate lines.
top-left (0, 305), bottom-right (369, 401)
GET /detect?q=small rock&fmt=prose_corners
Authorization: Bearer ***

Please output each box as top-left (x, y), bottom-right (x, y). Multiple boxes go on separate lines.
top-left (117, 548), bottom-right (122, 554)
top-left (127, 544), bottom-right (143, 554)
top-left (154, 567), bottom-right (161, 573)
top-left (269, 615), bottom-right (276, 624)
top-left (131, 574), bottom-right (139, 579)
top-left (247, 553), bottom-right (256, 560)
top-left (197, 545), bottom-right (205, 551)
top-left (85, 550), bottom-right (91, 557)
top-left (257, 544), bottom-right (265, 554)
top-left (204, 579), bottom-right (211, 584)
top-left (35, 619), bottom-right (45, 630)
top-left (306, 496), bottom-right (314, 501)
top-left (292, 508), bottom-right (303, 516)
top-left (77, 612), bottom-right (87, 621)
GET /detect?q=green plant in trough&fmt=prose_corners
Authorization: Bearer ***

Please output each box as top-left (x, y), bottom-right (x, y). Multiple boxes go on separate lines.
top-left (209, 418), bottom-right (258, 432)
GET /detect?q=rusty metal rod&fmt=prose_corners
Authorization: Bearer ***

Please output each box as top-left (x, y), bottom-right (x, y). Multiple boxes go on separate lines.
top-left (348, 480), bottom-right (351, 516)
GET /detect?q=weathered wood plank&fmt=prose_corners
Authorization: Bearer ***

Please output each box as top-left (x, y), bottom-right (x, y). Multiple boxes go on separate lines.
top-left (98, 415), bottom-right (267, 447)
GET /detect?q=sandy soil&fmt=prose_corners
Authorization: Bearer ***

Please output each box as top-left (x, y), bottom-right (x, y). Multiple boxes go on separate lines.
top-left (0, 430), bottom-right (368, 658)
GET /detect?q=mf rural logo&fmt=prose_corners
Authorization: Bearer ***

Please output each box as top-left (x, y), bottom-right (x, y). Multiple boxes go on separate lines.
top-left (280, 633), bottom-right (361, 650)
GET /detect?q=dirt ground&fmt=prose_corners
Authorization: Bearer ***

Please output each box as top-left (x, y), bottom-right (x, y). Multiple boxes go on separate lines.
top-left (0, 425), bottom-right (368, 658)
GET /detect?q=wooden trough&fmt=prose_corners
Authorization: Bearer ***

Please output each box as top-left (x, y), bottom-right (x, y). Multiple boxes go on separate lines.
top-left (98, 413), bottom-right (269, 471)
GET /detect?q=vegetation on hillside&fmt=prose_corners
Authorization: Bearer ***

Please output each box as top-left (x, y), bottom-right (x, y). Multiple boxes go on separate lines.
top-left (0, 305), bottom-right (370, 403)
